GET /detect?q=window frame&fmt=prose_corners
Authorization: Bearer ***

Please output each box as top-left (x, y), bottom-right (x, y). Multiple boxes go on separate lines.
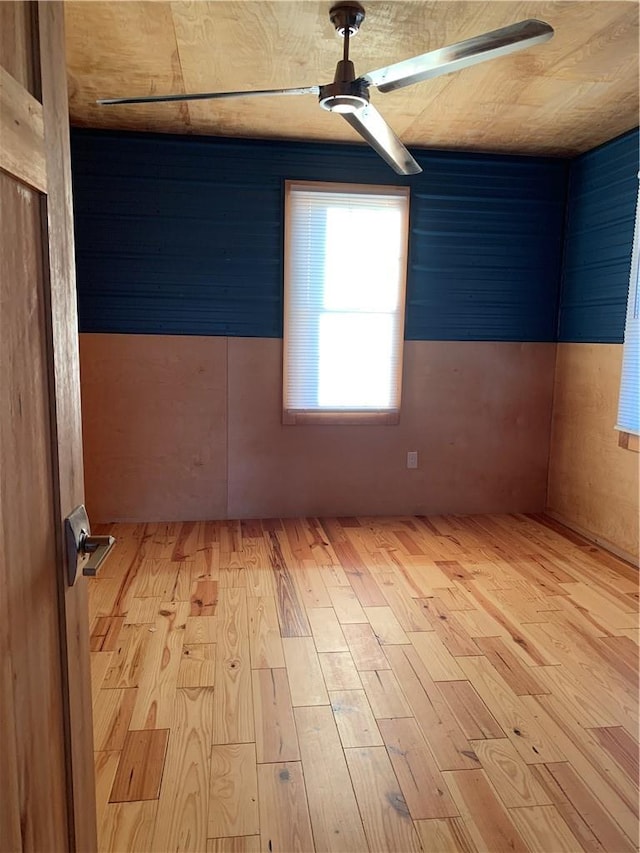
top-left (282, 180), bottom-right (410, 426)
top-left (615, 176), bottom-right (640, 450)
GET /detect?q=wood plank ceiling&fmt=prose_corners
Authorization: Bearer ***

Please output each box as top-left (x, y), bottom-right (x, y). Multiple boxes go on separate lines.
top-left (64, 1), bottom-right (638, 157)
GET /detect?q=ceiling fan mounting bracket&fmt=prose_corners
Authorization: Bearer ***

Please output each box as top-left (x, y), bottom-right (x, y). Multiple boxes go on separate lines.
top-left (329, 2), bottom-right (365, 37)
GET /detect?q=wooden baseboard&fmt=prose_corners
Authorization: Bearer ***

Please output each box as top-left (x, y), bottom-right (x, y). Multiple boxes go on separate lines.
top-left (543, 510), bottom-right (639, 568)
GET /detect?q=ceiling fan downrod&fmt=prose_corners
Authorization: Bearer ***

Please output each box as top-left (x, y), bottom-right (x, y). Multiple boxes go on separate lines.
top-left (320, 2), bottom-right (369, 113)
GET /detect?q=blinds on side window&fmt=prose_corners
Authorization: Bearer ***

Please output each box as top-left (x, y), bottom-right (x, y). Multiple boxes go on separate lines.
top-left (617, 184), bottom-right (640, 436)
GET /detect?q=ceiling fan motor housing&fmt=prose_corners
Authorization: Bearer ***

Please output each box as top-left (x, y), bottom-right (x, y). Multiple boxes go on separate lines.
top-left (319, 75), bottom-right (369, 113)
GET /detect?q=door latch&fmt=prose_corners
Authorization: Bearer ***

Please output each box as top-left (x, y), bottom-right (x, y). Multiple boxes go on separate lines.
top-left (64, 504), bottom-right (115, 586)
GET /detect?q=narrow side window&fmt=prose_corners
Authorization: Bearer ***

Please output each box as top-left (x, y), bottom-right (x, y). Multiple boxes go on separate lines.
top-left (616, 181), bottom-right (639, 442)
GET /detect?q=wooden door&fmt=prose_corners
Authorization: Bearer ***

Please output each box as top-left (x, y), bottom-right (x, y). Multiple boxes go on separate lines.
top-left (0, 3), bottom-right (97, 851)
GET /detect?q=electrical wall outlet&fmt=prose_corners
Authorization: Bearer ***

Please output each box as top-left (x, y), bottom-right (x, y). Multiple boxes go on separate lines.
top-left (407, 451), bottom-right (418, 469)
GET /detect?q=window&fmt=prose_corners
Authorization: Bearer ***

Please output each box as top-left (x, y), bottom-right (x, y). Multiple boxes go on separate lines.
top-left (283, 182), bottom-right (410, 425)
top-left (616, 181), bottom-right (639, 441)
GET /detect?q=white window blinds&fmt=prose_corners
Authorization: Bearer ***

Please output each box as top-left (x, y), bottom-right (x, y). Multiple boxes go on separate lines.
top-left (283, 182), bottom-right (409, 424)
top-left (616, 183), bottom-right (640, 436)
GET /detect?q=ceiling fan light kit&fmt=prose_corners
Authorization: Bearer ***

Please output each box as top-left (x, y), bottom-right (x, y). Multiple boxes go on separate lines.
top-left (97, 3), bottom-right (554, 176)
top-left (318, 62), bottom-right (370, 115)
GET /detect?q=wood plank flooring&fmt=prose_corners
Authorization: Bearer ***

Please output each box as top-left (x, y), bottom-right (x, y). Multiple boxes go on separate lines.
top-left (89, 514), bottom-right (639, 853)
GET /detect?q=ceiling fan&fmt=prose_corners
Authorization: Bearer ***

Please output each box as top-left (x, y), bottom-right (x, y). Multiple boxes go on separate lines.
top-left (97, 3), bottom-right (554, 176)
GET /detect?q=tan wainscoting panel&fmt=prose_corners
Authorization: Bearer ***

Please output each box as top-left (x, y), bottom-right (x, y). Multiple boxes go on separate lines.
top-left (80, 333), bottom-right (228, 521)
top-left (80, 335), bottom-right (556, 521)
top-left (227, 338), bottom-right (556, 518)
top-left (547, 343), bottom-right (639, 562)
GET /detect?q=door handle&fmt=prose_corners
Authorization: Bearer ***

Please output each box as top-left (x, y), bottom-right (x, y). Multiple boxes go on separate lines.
top-left (64, 504), bottom-right (115, 585)
top-left (82, 535), bottom-right (116, 577)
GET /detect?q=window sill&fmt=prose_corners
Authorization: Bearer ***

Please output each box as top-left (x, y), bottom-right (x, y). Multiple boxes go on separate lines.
top-left (283, 409), bottom-right (400, 426)
top-left (618, 431), bottom-right (639, 453)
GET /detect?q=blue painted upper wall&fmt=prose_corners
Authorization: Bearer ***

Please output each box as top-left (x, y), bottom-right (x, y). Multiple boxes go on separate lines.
top-left (71, 129), bottom-right (567, 341)
top-left (558, 128), bottom-right (639, 343)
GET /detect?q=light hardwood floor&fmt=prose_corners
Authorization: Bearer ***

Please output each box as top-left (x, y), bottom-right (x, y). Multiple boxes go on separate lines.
top-left (89, 514), bottom-right (639, 853)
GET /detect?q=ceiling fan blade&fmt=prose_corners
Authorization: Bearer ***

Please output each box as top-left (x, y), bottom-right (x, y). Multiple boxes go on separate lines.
top-left (361, 19), bottom-right (553, 94)
top-left (341, 104), bottom-right (421, 176)
top-left (97, 86), bottom-right (320, 106)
